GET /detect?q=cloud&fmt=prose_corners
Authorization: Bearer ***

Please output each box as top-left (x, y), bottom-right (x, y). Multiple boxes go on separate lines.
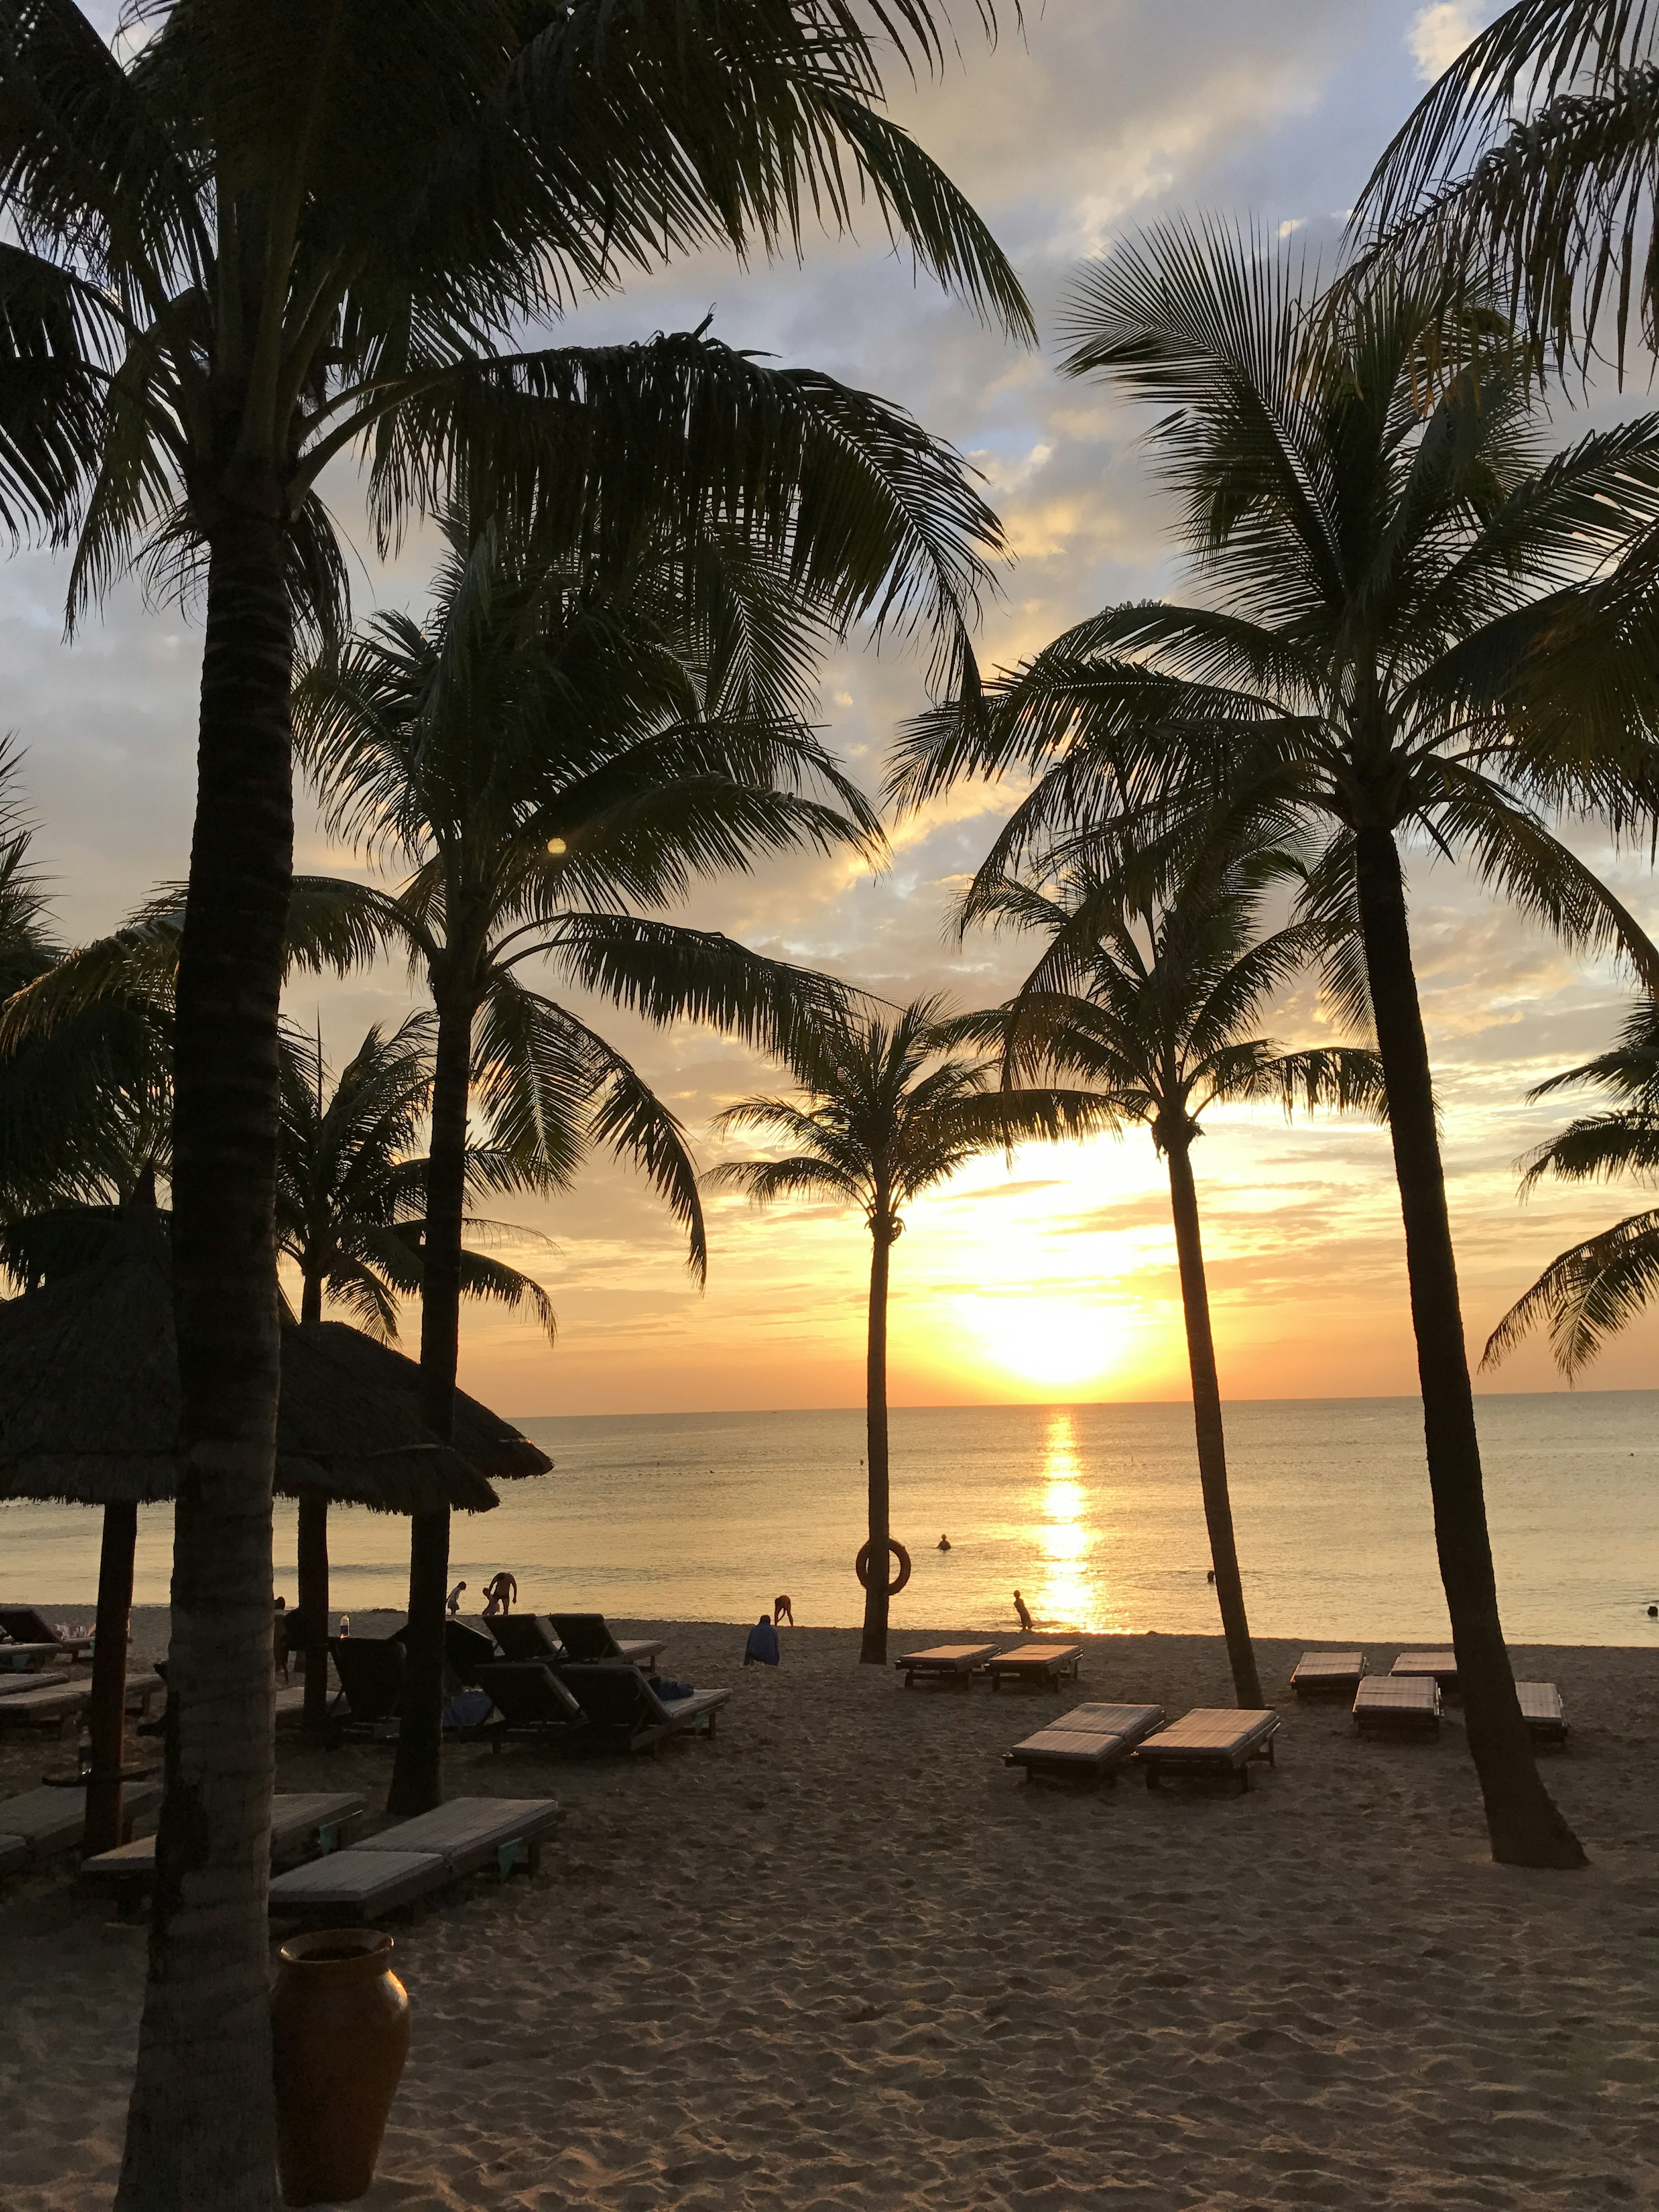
top-left (1408, 3), bottom-right (1497, 83)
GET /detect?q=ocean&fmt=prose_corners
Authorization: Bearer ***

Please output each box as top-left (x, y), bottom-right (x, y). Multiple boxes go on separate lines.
top-left (3, 1393), bottom-right (1656, 1645)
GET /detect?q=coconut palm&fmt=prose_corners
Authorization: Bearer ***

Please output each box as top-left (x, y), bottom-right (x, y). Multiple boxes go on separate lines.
top-left (296, 505), bottom-right (901, 1808)
top-left (1484, 1001), bottom-right (1659, 1376)
top-left (890, 221), bottom-right (1659, 1867)
top-left (954, 841), bottom-right (1384, 1708)
top-left (710, 999), bottom-right (1116, 1663)
top-left (0, 9), bottom-right (1030, 2179)
top-left (276, 1012), bottom-right (556, 1730)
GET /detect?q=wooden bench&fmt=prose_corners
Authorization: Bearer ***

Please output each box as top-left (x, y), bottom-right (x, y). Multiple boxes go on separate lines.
top-left (1290, 1650), bottom-right (1366, 1698)
top-left (1391, 1649), bottom-right (1461, 1693)
top-left (0, 1671), bottom-right (163, 1731)
top-left (1354, 1674), bottom-right (1441, 1737)
top-left (894, 1644), bottom-right (995, 1691)
top-left (83, 1791), bottom-right (367, 1913)
top-left (1516, 1681), bottom-right (1568, 1748)
top-left (1005, 1703), bottom-right (1164, 1787)
top-left (986, 1643), bottom-right (1082, 1693)
top-left (1136, 1709), bottom-right (1281, 1793)
top-left (268, 1796), bottom-right (561, 1921)
top-left (0, 1778), bottom-right (162, 1866)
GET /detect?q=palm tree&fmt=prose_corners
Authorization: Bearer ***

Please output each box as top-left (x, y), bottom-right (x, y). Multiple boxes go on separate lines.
top-left (1484, 1001), bottom-right (1659, 1376)
top-left (276, 1012), bottom-right (556, 1732)
top-left (296, 506), bottom-right (907, 1808)
top-left (0, 10), bottom-right (1030, 2185)
top-left (956, 842), bottom-right (1384, 1708)
top-left (891, 221), bottom-right (1659, 1867)
top-left (710, 999), bottom-right (1116, 1663)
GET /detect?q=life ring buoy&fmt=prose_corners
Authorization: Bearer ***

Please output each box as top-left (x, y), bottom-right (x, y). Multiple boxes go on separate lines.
top-left (855, 1538), bottom-right (912, 1595)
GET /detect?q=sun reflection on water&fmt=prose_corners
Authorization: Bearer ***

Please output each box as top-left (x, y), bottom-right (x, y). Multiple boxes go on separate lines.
top-left (1030, 1413), bottom-right (1110, 1632)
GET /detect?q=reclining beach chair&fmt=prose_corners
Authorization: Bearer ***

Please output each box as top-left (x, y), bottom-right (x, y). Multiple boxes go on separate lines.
top-left (986, 1642), bottom-right (1082, 1692)
top-left (1291, 1650), bottom-right (1367, 1698)
top-left (1391, 1649), bottom-right (1461, 1692)
top-left (0, 1777), bottom-right (162, 1868)
top-left (0, 1608), bottom-right (94, 1657)
top-left (1005, 1703), bottom-right (1164, 1787)
top-left (0, 1670), bottom-right (162, 1732)
top-left (0, 1642), bottom-right (67, 1675)
top-left (487, 1614), bottom-right (564, 1664)
top-left (1353, 1674), bottom-right (1441, 1737)
top-left (325, 1636), bottom-right (405, 1736)
top-left (557, 1662), bottom-right (728, 1754)
top-left (475, 1662), bottom-right (586, 1750)
top-left (548, 1614), bottom-right (665, 1670)
top-left (83, 1790), bottom-right (365, 1913)
top-left (267, 1796), bottom-right (560, 1922)
top-left (895, 1643), bottom-right (995, 1690)
top-left (1515, 1681), bottom-right (1568, 1747)
top-left (1135, 1708), bottom-right (1281, 1793)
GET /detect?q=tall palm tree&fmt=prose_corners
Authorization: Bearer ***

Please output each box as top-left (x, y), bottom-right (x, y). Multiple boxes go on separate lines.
top-left (891, 221), bottom-right (1659, 1867)
top-left (296, 507), bottom-right (898, 1808)
top-left (276, 1012), bottom-right (556, 1731)
top-left (956, 842), bottom-right (1384, 1708)
top-left (1484, 1001), bottom-right (1659, 1376)
top-left (710, 999), bottom-right (1116, 1663)
top-left (0, 10), bottom-right (1030, 2186)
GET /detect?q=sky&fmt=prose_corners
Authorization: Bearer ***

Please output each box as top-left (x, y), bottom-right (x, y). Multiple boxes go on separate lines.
top-left (10, 0), bottom-right (1659, 1419)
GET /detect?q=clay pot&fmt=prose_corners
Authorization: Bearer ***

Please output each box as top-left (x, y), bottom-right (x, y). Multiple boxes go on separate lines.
top-left (270, 1927), bottom-right (411, 2206)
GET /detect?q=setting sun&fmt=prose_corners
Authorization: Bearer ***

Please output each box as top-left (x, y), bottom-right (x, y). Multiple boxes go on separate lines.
top-left (958, 1294), bottom-right (1131, 1390)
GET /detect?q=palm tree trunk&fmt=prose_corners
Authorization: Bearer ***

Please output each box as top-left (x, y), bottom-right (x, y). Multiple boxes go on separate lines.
top-left (387, 991), bottom-right (471, 1814)
top-left (117, 510), bottom-right (291, 2211)
top-left (297, 1274), bottom-right (331, 1735)
top-left (1164, 1136), bottom-right (1262, 1708)
top-left (1354, 824), bottom-right (1584, 1869)
top-left (84, 1498), bottom-right (138, 1858)
top-left (860, 1225), bottom-right (892, 1665)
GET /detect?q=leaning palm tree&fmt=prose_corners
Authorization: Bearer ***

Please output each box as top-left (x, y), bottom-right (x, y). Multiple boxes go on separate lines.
top-left (1484, 1001), bottom-right (1659, 1377)
top-left (0, 10), bottom-right (1030, 2192)
top-left (296, 507), bottom-right (894, 1810)
top-left (711, 999), bottom-right (1116, 1663)
top-left (891, 222), bottom-right (1659, 1867)
top-left (956, 841), bottom-right (1384, 1708)
top-left (276, 1013), bottom-right (556, 1731)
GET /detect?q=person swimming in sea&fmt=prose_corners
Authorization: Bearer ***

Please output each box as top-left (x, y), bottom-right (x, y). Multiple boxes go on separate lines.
top-left (938, 1534), bottom-right (951, 1551)
top-left (1013, 1589), bottom-right (1033, 1633)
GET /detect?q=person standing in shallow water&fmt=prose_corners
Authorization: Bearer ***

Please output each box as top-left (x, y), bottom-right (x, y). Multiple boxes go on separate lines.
top-left (482, 1570), bottom-right (517, 1618)
top-left (1014, 1591), bottom-right (1033, 1633)
top-left (773, 1595), bottom-right (794, 1627)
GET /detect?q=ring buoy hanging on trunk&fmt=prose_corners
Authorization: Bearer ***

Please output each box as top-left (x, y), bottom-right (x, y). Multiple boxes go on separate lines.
top-left (855, 1539), bottom-right (912, 1595)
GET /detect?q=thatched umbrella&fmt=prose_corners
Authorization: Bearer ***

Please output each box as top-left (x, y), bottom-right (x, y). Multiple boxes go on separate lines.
top-left (0, 1205), bottom-right (550, 1850)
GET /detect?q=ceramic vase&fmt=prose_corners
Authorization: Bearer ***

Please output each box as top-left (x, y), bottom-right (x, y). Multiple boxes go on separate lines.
top-left (270, 1926), bottom-right (411, 2206)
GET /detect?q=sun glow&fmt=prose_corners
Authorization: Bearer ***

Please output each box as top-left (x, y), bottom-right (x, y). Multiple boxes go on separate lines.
top-left (1030, 1413), bottom-right (1105, 1631)
top-left (959, 1294), bottom-right (1127, 1389)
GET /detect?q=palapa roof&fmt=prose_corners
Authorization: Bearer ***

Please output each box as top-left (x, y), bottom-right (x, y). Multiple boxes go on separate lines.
top-left (0, 1209), bottom-right (551, 1513)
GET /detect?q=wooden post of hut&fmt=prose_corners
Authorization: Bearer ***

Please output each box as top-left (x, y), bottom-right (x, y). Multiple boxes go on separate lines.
top-left (85, 1500), bottom-right (139, 1856)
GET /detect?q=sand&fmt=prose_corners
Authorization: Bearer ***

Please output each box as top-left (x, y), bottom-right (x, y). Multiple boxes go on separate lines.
top-left (1, 1618), bottom-right (1656, 2211)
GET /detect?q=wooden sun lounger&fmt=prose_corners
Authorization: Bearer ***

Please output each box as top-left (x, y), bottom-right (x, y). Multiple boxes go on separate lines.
top-left (0, 1608), bottom-right (95, 1656)
top-left (547, 1614), bottom-right (665, 1670)
top-left (0, 1670), bottom-right (162, 1730)
top-left (475, 1662), bottom-right (586, 1748)
top-left (267, 1796), bottom-right (560, 1920)
top-left (1515, 1681), bottom-right (1568, 1747)
top-left (1291, 1650), bottom-right (1366, 1697)
top-left (986, 1642), bottom-right (1082, 1692)
top-left (0, 1665), bottom-right (72, 1697)
top-left (1135, 1708), bottom-right (1281, 1793)
top-left (0, 1834), bottom-right (25, 1875)
top-left (895, 1643), bottom-right (996, 1689)
top-left (0, 1643), bottom-right (70, 1675)
top-left (1005, 1703), bottom-right (1165, 1786)
top-left (83, 1791), bottom-right (367, 1911)
top-left (557, 1663), bottom-right (729, 1753)
top-left (1391, 1649), bottom-right (1460, 1692)
top-left (1353, 1674), bottom-right (1441, 1736)
top-left (0, 1777), bottom-right (162, 1865)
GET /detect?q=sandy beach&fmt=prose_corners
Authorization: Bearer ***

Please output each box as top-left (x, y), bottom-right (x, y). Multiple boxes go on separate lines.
top-left (1, 1617), bottom-right (1656, 2211)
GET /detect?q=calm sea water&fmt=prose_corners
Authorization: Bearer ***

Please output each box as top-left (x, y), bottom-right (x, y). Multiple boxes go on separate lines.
top-left (4, 1395), bottom-right (1657, 1644)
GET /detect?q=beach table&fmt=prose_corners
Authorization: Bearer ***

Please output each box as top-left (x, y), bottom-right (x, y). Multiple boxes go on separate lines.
top-left (0, 1670), bottom-right (162, 1731)
top-left (1516, 1681), bottom-right (1569, 1747)
top-left (83, 1791), bottom-right (366, 1912)
top-left (1135, 1708), bottom-right (1281, 1793)
top-left (1353, 1674), bottom-right (1441, 1737)
top-left (895, 1643), bottom-right (995, 1691)
top-left (1291, 1650), bottom-right (1367, 1698)
top-left (1391, 1649), bottom-right (1461, 1693)
top-left (1005, 1703), bottom-right (1164, 1787)
top-left (985, 1642), bottom-right (1082, 1693)
top-left (268, 1795), bottom-right (560, 1921)
top-left (0, 1777), bottom-right (162, 1865)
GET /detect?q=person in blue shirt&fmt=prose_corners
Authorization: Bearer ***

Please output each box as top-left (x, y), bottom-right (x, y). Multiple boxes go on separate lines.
top-left (744, 1615), bottom-right (781, 1667)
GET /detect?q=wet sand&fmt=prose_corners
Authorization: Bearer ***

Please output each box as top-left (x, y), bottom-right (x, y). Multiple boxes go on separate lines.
top-left (1, 1619), bottom-right (1656, 2210)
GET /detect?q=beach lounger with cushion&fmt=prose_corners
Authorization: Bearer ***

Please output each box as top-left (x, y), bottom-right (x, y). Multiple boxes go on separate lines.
top-left (0, 1777), bottom-right (162, 1865)
top-left (556, 1662), bottom-right (729, 1753)
top-left (1135, 1708), bottom-right (1281, 1793)
top-left (986, 1642), bottom-right (1082, 1693)
top-left (0, 1608), bottom-right (94, 1656)
top-left (547, 1614), bottom-right (665, 1670)
top-left (475, 1662), bottom-right (586, 1748)
top-left (325, 1636), bottom-right (405, 1735)
top-left (1291, 1650), bottom-right (1367, 1697)
top-left (1005, 1703), bottom-right (1165, 1787)
top-left (895, 1643), bottom-right (996, 1689)
top-left (1353, 1674), bottom-right (1441, 1737)
top-left (0, 1670), bottom-right (162, 1731)
top-left (486, 1614), bottom-right (564, 1664)
top-left (267, 1796), bottom-right (560, 1921)
top-left (1516, 1681), bottom-right (1569, 1747)
top-left (1391, 1649), bottom-right (1461, 1692)
top-left (82, 1791), bottom-right (366, 1911)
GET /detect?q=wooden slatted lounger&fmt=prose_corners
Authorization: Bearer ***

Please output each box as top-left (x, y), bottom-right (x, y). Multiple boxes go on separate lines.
top-left (1135, 1708), bottom-right (1281, 1793)
top-left (0, 1778), bottom-right (163, 1865)
top-left (0, 1835), bottom-right (24, 1876)
top-left (895, 1643), bottom-right (996, 1690)
top-left (557, 1663), bottom-right (730, 1752)
top-left (1515, 1681), bottom-right (1568, 1747)
top-left (476, 1662), bottom-right (586, 1748)
top-left (1005, 1703), bottom-right (1165, 1787)
top-left (1391, 1649), bottom-right (1460, 1692)
top-left (0, 1644), bottom-right (68, 1675)
top-left (548, 1615), bottom-right (666, 1671)
top-left (268, 1796), bottom-right (561, 1921)
top-left (986, 1643), bottom-right (1082, 1693)
top-left (1353, 1675), bottom-right (1441, 1736)
top-left (0, 1609), bottom-right (95, 1657)
top-left (1291, 1650), bottom-right (1366, 1697)
top-left (0, 1671), bottom-right (163, 1730)
top-left (83, 1791), bottom-right (367, 1913)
